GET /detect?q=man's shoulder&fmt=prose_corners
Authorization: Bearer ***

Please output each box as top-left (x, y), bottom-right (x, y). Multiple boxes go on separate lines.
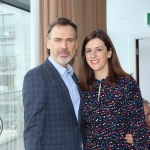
top-left (25, 59), bottom-right (52, 77)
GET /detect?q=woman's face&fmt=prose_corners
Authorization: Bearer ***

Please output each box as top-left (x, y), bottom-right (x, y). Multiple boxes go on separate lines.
top-left (85, 38), bottom-right (112, 75)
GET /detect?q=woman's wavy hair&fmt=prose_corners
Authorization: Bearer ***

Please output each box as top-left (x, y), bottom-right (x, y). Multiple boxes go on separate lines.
top-left (79, 29), bottom-right (131, 91)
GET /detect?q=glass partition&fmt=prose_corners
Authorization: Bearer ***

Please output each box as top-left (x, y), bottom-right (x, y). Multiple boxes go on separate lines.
top-left (0, 2), bottom-right (30, 150)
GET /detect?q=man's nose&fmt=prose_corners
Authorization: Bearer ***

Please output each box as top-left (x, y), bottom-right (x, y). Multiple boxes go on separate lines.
top-left (61, 41), bottom-right (67, 49)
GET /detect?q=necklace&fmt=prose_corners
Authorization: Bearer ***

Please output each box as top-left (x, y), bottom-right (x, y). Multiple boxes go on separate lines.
top-left (97, 82), bottom-right (101, 102)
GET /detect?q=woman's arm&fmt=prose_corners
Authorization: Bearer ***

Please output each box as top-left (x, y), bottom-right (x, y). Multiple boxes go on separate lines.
top-left (126, 77), bottom-right (148, 149)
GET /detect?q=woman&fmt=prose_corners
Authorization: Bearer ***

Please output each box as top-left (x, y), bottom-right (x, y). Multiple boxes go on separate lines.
top-left (79, 29), bottom-right (148, 149)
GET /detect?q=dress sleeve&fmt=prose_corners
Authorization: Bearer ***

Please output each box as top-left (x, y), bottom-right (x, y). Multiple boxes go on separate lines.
top-left (126, 76), bottom-right (149, 149)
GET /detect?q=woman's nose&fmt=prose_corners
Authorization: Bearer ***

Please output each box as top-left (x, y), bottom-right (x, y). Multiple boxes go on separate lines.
top-left (91, 50), bottom-right (96, 58)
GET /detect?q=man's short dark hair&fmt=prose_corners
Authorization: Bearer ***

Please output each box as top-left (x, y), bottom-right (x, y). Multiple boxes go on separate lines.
top-left (47, 17), bottom-right (78, 39)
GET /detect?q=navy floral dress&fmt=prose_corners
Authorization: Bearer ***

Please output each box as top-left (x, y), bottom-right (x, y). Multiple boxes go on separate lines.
top-left (81, 76), bottom-right (149, 150)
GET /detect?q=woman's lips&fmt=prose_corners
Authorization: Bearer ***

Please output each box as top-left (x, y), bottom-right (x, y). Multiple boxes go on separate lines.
top-left (91, 60), bottom-right (99, 64)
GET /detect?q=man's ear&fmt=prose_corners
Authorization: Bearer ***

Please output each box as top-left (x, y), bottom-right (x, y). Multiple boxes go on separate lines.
top-left (75, 39), bottom-right (78, 50)
top-left (46, 38), bottom-right (50, 49)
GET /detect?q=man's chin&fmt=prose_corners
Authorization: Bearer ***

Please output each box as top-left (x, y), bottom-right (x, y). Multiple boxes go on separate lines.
top-left (58, 57), bottom-right (71, 65)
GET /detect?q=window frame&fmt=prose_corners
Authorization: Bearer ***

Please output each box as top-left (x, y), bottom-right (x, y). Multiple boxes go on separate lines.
top-left (0, 0), bottom-right (30, 12)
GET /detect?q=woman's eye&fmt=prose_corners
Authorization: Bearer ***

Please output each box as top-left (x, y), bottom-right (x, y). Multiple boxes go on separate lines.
top-left (85, 50), bottom-right (91, 53)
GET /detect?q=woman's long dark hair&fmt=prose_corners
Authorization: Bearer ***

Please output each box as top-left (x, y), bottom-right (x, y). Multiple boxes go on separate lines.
top-left (79, 29), bottom-right (131, 91)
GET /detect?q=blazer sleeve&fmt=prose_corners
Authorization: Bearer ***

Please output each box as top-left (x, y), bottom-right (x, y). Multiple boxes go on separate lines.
top-left (22, 69), bottom-right (47, 150)
top-left (126, 77), bottom-right (149, 149)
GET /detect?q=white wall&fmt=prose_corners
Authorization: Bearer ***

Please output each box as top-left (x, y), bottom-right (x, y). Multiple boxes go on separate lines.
top-left (107, 0), bottom-right (150, 78)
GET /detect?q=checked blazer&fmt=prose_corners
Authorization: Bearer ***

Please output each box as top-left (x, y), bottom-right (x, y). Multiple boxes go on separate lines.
top-left (23, 58), bottom-right (83, 150)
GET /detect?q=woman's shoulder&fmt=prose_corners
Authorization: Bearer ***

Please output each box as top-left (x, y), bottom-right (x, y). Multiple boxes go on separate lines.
top-left (81, 88), bottom-right (90, 95)
top-left (116, 75), bottom-right (138, 90)
top-left (117, 75), bottom-right (136, 83)
top-left (81, 85), bottom-right (95, 96)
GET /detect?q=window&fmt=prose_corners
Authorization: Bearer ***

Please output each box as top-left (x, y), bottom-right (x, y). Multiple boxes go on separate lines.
top-left (0, 14), bottom-right (15, 38)
top-left (0, 2), bottom-right (30, 150)
top-left (0, 45), bottom-right (16, 70)
top-left (0, 75), bottom-right (15, 91)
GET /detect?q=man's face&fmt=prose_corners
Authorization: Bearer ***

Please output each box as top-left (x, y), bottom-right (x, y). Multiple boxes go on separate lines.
top-left (47, 25), bottom-right (78, 68)
top-left (144, 103), bottom-right (150, 129)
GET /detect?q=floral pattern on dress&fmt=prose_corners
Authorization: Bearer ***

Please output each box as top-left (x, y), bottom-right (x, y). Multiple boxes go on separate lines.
top-left (81, 76), bottom-right (149, 150)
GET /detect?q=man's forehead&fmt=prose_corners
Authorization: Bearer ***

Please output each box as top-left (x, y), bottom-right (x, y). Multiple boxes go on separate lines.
top-left (51, 25), bottom-right (75, 33)
top-left (51, 25), bottom-right (74, 31)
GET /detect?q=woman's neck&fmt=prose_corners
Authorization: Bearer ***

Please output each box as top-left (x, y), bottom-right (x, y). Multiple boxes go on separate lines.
top-left (94, 70), bottom-right (108, 80)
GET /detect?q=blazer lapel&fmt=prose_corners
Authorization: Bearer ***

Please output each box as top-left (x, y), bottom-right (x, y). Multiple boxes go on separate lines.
top-left (72, 73), bottom-right (82, 124)
top-left (72, 74), bottom-right (82, 97)
top-left (44, 59), bottom-right (78, 122)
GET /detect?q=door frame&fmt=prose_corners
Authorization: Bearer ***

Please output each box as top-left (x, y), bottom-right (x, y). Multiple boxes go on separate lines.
top-left (128, 32), bottom-right (150, 81)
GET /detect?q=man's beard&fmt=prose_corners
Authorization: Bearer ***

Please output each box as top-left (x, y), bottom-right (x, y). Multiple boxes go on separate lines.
top-left (50, 49), bottom-right (75, 65)
top-left (56, 49), bottom-right (75, 65)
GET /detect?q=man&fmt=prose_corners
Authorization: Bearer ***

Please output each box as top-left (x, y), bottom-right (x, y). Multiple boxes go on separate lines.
top-left (143, 99), bottom-right (150, 129)
top-left (23, 17), bottom-right (83, 150)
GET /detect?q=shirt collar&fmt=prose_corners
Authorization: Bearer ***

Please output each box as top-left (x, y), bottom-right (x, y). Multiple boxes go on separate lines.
top-left (48, 56), bottom-right (73, 76)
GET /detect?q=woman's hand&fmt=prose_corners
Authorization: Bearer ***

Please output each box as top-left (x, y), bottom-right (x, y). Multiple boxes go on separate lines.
top-left (125, 134), bottom-right (134, 146)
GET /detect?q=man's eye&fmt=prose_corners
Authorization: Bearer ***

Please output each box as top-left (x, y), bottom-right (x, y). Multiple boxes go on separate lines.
top-left (55, 39), bottom-right (61, 42)
top-left (67, 39), bottom-right (73, 43)
top-left (96, 49), bottom-right (102, 52)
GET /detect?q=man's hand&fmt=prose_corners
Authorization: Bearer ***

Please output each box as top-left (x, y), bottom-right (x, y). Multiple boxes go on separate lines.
top-left (125, 134), bottom-right (134, 146)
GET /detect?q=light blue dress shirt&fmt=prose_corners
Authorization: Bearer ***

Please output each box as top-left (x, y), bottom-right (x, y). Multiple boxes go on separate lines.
top-left (48, 57), bottom-right (80, 121)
